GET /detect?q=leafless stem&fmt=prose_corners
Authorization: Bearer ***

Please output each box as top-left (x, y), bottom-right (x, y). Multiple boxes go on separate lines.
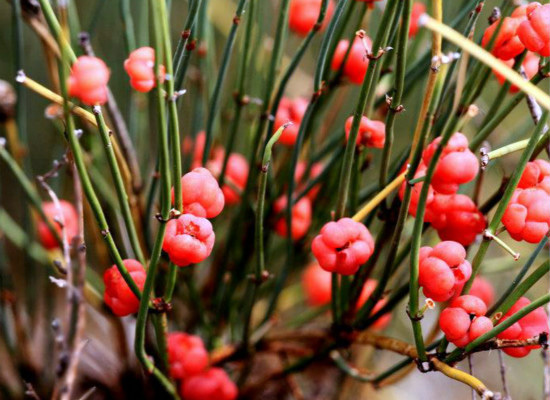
top-left (497, 350), bottom-right (511, 400)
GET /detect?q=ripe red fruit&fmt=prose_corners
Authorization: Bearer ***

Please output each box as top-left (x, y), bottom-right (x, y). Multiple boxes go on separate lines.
top-left (409, 2), bottom-right (427, 37)
top-left (344, 116), bottom-right (385, 148)
top-left (399, 162), bottom-right (435, 218)
top-left (124, 47), bottom-right (165, 92)
top-left (163, 214), bottom-right (215, 267)
top-left (482, 6), bottom-right (528, 60)
top-left (301, 263), bottom-right (391, 329)
top-left (331, 36), bottom-right (372, 84)
top-left (273, 97), bottom-right (309, 146)
top-left (469, 276), bottom-right (495, 308)
top-left (68, 56), bottom-right (110, 105)
top-left (311, 218), bottom-right (375, 275)
top-left (518, 159), bottom-right (550, 194)
top-left (502, 188), bottom-right (550, 243)
top-left (426, 193), bottom-right (486, 246)
top-left (497, 296), bottom-right (549, 357)
top-left (295, 161), bottom-right (323, 200)
top-left (418, 241), bottom-right (472, 302)
top-left (172, 168), bottom-right (224, 218)
top-left (273, 196), bottom-right (312, 240)
top-left (494, 52), bottom-right (540, 93)
top-left (167, 332), bottom-right (209, 380)
top-left (439, 295), bottom-right (492, 347)
top-left (288, 0), bottom-right (335, 36)
top-left (517, 3), bottom-right (550, 57)
top-left (37, 200), bottom-right (79, 250)
top-left (103, 259), bottom-right (146, 317)
top-left (208, 153), bottom-right (249, 205)
top-left (422, 133), bottom-right (479, 194)
top-left (181, 368), bottom-right (238, 400)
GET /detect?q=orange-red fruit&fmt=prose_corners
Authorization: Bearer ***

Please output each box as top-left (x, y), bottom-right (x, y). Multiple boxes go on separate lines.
top-left (399, 162), bottom-right (435, 218)
top-left (469, 276), bottom-right (495, 307)
top-left (124, 47), bottom-right (165, 92)
top-left (494, 52), bottom-right (539, 93)
top-left (518, 159), bottom-right (550, 194)
top-left (181, 368), bottom-right (238, 400)
top-left (208, 154), bottom-right (249, 205)
top-left (68, 56), bottom-right (110, 105)
top-left (439, 295), bottom-right (492, 347)
top-left (288, 0), bottom-right (335, 36)
top-left (409, 3), bottom-right (427, 37)
top-left (344, 116), bottom-right (385, 148)
top-left (421, 132), bottom-right (479, 194)
top-left (273, 195), bottom-right (312, 240)
top-left (273, 97), bottom-right (309, 146)
top-left (37, 200), bottom-right (79, 250)
top-left (517, 3), bottom-right (550, 57)
top-left (163, 214), bottom-right (215, 267)
top-left (331, 36), bottom-right (372, 84)
top-left (167, 332), bottom-right (209, 380)
top-left (103, 259), bottom-right (146, 316)
top-left (502, 188), bottom-right (550, 243)
top-left (311, 218), bottom-right (375, 275)
top-left (481, 6), bottom-right (528, 60)
top-left (497, 297), bottom-right (549, 357)
top-left (172, 168), bottom-right (225, 218)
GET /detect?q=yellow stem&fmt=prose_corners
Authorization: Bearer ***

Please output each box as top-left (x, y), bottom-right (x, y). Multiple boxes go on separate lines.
top-left (421, 14), bottom-right (550, 110)
top-left (431, 358), bottom-right (494, 398)
top-left (352, 171), bottom-right (406, 222)
top-left (487, 139), bottom-right (529, 161)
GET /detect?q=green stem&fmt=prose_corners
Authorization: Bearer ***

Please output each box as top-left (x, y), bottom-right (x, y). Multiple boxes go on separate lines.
top-left (37, 0), bottom-right (77, 62)
top-left (173, 0), bottom-right (203, 90)
top-left (120, 0), bottom-right (136, 52)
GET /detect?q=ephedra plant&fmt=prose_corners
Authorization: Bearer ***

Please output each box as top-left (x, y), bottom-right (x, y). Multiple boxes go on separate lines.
top-left (0, 0), bottom-right (549, 398)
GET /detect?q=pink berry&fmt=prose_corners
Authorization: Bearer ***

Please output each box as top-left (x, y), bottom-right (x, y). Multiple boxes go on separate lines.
top-left (273, 97), bottom-right (309, 146)
top-left (163, 214), bottom-right (215, 267)
top-left (181, 368), bottom-right (238, 400)
top-left (103, 259), bottom-right (146, 317)
top-left (469, 276), bottom-right (495, 307)
top-left (288, 0), bottom-right (335, 36)
top-left (468, 316), bottom-right (494, 342)
top-left (481, 6), bottom-right (528, 60)
top-left (440, 307), bottom-right (471, 341)
top-left (273, 195), bottom-right (312, 240)
top-left (37, 200), bottom-right (79, 250)
top-left (517, 3), bottom-right (550, 57)
top-left (167, 332), bottom-right (209, 380)
top-left (502, 188), bottom-right (550, 243)
top-left (172, 168), bottom-right (225, 218)
top-left (311, 218), bottom-right (375, 275)
top-left (518, 159), bottom-right (550, 194)
top-left (301, 262), bottom-right (332, 307)
top-left (344, 116), bottom-right (385, 148)
top-left (124, 47), bottom-right (165, 92)
top-left (494, 52), bottom-right (540, 93)
top-left (409, 2), bottom-right (427, 37)
top-left (331, 36), bottom-right (372, 84)
top-left (68, 56), bottom-right (110, 105)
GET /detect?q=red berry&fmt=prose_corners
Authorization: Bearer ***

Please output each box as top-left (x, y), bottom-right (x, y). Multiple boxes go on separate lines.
top-left (518, 159), bottom-right (550, 194)
top-left (295, 161), bottom-right (323, 200)
top-left (409, 2), bottom-right (427, 37)
top-left (274, 97), bottom-right (309, 146)
top-left (469, 276), bottom-right (495, 307)
top-left (502, 188), bottom-right (550, 243)
top-left (181, 368), bottom-right (238, 400)
top-left (426, 193), bottom-right (486, 246)
top-left (468, 316), bottom-right (493, 342)
top-left (422, 133), bottom-right (479, 194)
top-left (497, 297), bottom-right (549, 357)
top-left (482, 7), bottom-right (528, 60)
top-left (344, 116), bottom-right (385, 148)
top-left (212, 153), bottom-right (249, 205)
top-left (440, 307), bottom-right (471, 341)
top-left (37, 200), bottom-right (79, 250)
top-left (517, 3), bottom-right (550, 57)
top-left (288, 0), bottom-right (335, 36)
top-left (450, 294), bottom-right (487, 316)
top-left (163, 214), bottom-right (215, 267)
top-left (167, 332), bottom-right (209, 380)
top-left (493, 52), bottom-right (540, 93)
top-left (440, 295), bottom-right (493, 347)
top-left (302, 261), bottom-right (332, 306)
top-left (356, 279), bottom-right (392, 330)
top-left (273, 195), bottom-right (312, 240)
top-left (311, 218), bottom-right (375, 275)
top-left (418, 241), bottom-right (472, 302)
top-left (124, 47), bottom-right (165, 93)
top-left (331, 36), bottom-right (372, 84)
top-left (68, 56), bottom-right (110, 105)
top-left (103, 259), bottom-right (146, 317)
top-left (399, 162), bottom-right (435, 218)
top-left (172, 168), bottom-right (224, 218)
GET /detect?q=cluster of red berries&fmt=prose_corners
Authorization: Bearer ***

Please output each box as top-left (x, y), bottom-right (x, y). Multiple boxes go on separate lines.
top-left (37, 200), bottom-right (79, 250)
top-left (344, 115), bottom-right (385, 149)
top-left (167, 332), bottom-right (237, 400)
top-left (483, 3), bottom-right (550, 60)
top-left (502, 159), bottom-right (550, 243)
top-left (103, 259), bottom-right (146, 316)
top-left (301, 262), bottom-right (391, 329)
top-left (439, 295), bottom-right (494, 347)
top-left (186, 132), bottom-right (249, 205)
top-left (494, 51), bottom-right (540, 93)
top-left (311, 218), bottom-right (375, 275)
top-left (124, 47), bottom-right (165, 93)
top-left (497, 297), bottom-right (550, 357)
top-left (331, 35), bottom-right (372, 84)
top-left (418, 241), bottom-right (472, 302)
top-left (68, 56), bottom-right (110, 105)
top-left (273, 97), bottom-right (309, 146)
top-left (400, 133), bottom-right (485, 245)
top-left (288, 0), bottom-right (335, 36)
